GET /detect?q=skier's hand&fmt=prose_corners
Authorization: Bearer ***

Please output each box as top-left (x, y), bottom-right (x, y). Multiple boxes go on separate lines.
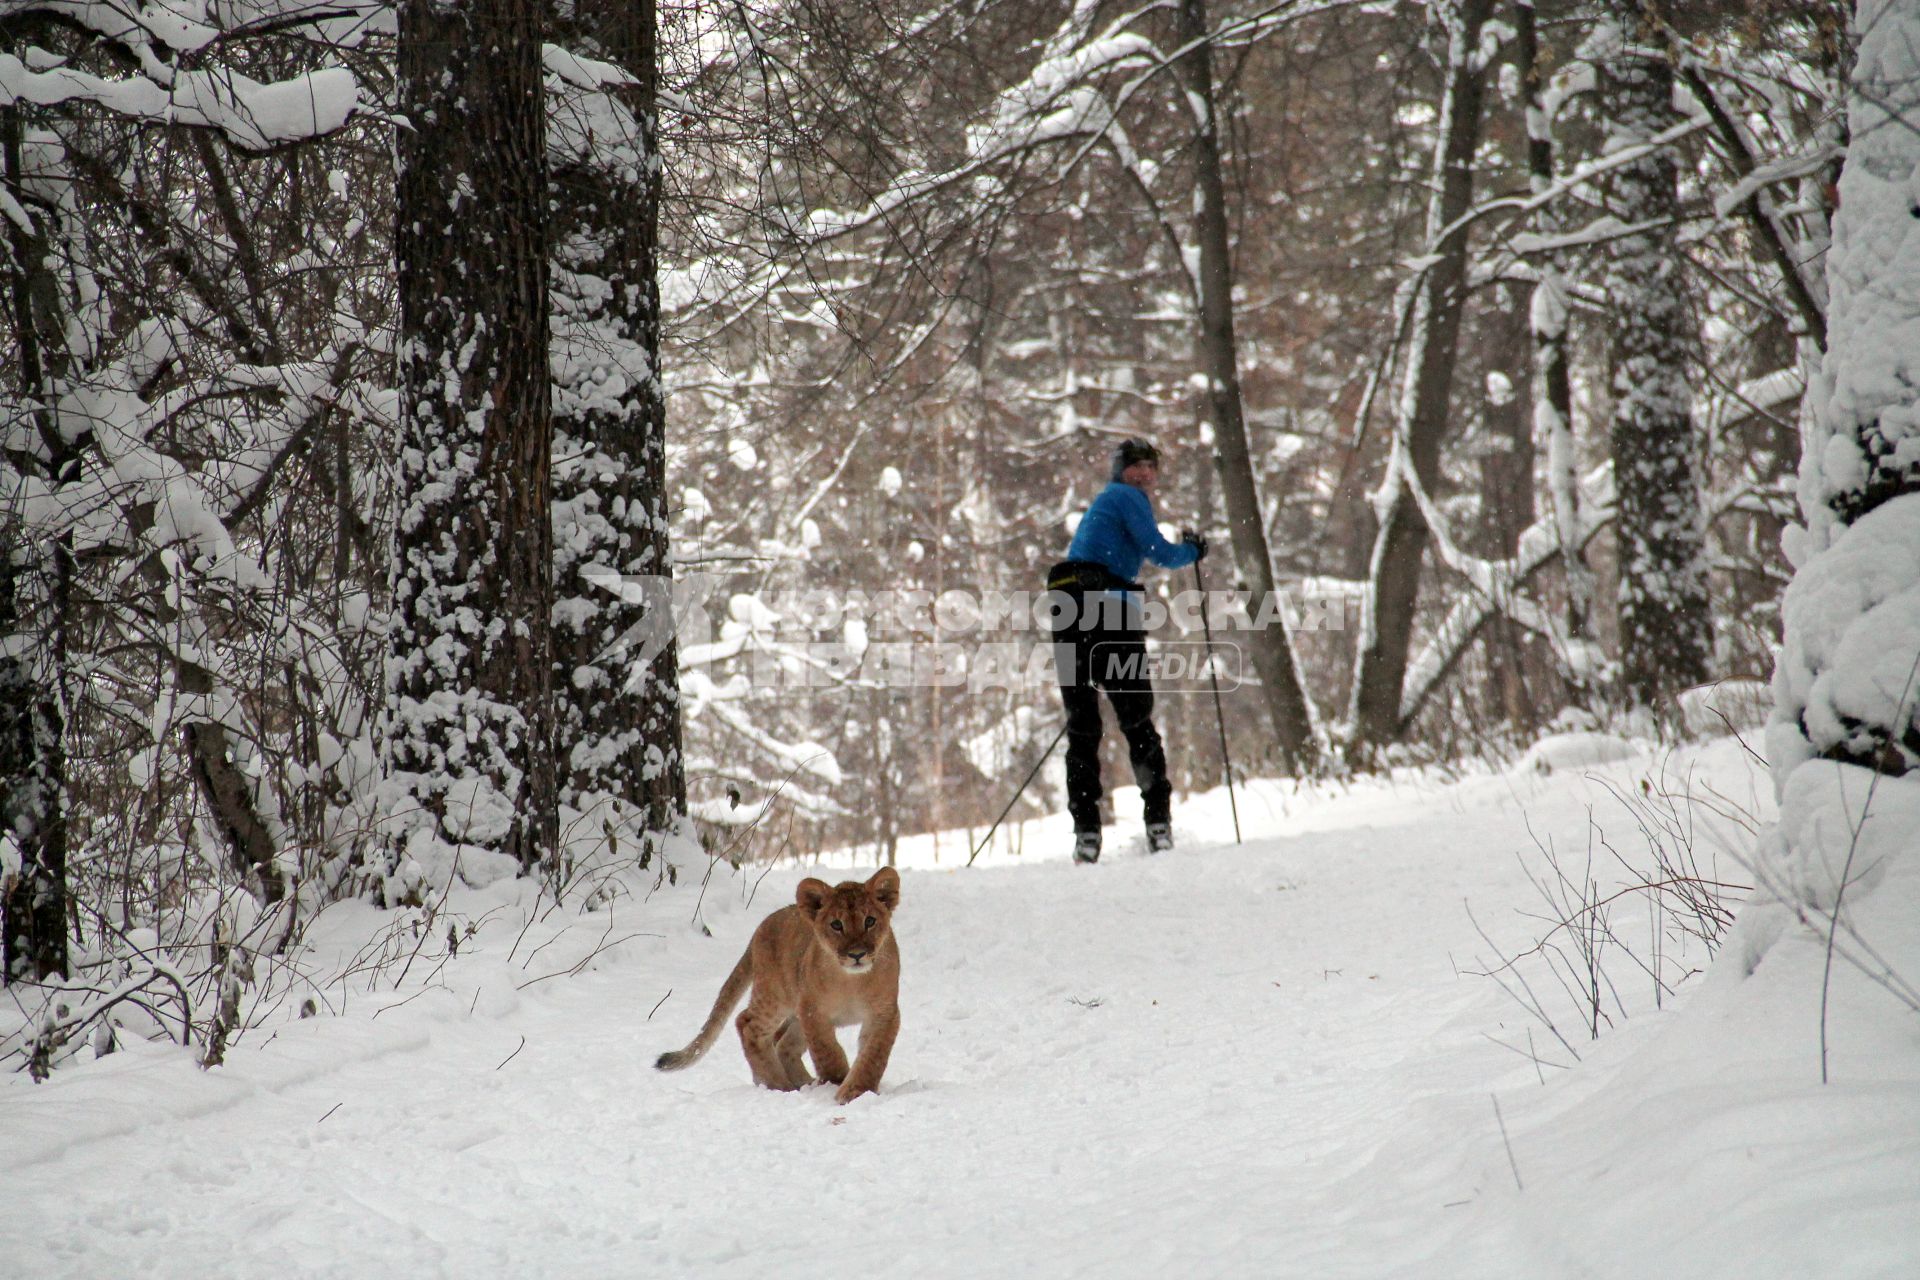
top-left (1180, 528), bottom-right (1209, 561)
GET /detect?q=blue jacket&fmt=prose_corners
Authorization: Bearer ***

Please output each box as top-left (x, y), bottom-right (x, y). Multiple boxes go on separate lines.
top-left (1066, 482), bottom-right (1198, 584)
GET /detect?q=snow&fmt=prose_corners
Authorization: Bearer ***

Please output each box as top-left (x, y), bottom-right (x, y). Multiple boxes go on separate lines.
top-left (4, 736), bottom-right (1914, 1277)
top-left (0, 55), bottom-right (359, 152)
top-left (1794, 0), bottom-right (1920, 556)
top-left (1514, 729), bottom-right (1636, 773)
top-left (1677, 677), bottom-right (1771, 735)
top-left (1759, 759), bottom-right (1920, 912)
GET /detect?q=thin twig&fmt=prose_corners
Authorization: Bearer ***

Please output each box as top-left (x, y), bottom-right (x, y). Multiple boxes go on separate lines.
top-left (1820, 648), bottom-right (1920, 1084)
top-left (495, 1035), bottom-right (527, 1071)
top-left (1491, 1095), bottom-right (1523, 1191)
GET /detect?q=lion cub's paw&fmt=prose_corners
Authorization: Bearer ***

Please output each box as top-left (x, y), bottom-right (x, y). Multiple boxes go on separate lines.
top-left (834, 1081), bottom-right (875, 1105)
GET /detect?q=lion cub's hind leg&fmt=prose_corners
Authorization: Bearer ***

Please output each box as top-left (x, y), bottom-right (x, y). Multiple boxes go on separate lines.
top-left (736, 1008), bottom-right (801, 1091)
top-left (775, 1019), bottom-right (814, 1088)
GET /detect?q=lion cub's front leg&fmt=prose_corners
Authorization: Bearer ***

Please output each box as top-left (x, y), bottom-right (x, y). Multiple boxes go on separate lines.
top-left (835, 1006), bottom-right (899, 1104)
top-left (798, 1000), bottom-right (849, 1087)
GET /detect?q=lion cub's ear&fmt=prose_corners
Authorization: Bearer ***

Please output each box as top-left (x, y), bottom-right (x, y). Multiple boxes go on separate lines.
top-left (868, 866), bottom-right (900, 911)
top-left (796, 878), bottom-right (832, 917)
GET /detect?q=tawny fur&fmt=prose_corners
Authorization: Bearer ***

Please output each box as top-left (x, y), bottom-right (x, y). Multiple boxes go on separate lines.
top-left (654, 867), bottom-right (901, 1104)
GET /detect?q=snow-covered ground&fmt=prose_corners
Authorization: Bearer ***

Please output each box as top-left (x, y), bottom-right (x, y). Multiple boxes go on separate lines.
top-left (4, 735), bottom-right (1916, 1278)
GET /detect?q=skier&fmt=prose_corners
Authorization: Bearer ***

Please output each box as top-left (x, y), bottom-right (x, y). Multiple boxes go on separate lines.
top-left (1046, 438), bottom-right (1207, 863)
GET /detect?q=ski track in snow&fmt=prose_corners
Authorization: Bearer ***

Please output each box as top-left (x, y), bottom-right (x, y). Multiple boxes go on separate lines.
top-left (3, 738), bottom-right (1916, 1278)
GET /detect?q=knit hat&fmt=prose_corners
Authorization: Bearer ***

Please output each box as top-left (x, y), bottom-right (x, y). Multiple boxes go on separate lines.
top-left (1110, 437), bottom-right (1160, 482)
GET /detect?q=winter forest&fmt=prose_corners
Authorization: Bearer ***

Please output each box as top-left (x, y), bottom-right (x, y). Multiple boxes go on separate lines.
top-left (3, 0), bottom-right (1919, 1274)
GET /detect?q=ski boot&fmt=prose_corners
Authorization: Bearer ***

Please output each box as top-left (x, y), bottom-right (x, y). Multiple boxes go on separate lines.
top-left (1146, 822), bottom-right (1174, 854)
top-left (1072, 829), bottom-right (1102, 864)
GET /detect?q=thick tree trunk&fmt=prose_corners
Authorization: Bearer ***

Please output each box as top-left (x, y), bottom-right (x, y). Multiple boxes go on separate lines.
top-left (1347, 0), bottom-right (1494, 756)
top-left (2, 96), bottom-right (71, 982)
top-left (1173, 0), bottom-right (1320, 774)
top-left (389, 0), bottom-right (557, 877)
top-left (1602, 12), bottom-right (1712, 708)
top-left (548, 0), bottom-right (687, 840)
top-left (0, 549), bottom-right (70, 984)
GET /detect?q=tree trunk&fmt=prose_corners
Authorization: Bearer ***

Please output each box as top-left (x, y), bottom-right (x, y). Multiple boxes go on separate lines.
top-left (1173, 0), bottom-right (1320, 774)
top-left (0, 549), bottom-right (70, 984)
top-left (548, 0), bottom-right (688, 840)
top-left (1, 94), bottom-right (71, 981)
top-left (1479, 292), bottom-right (1537, 729)
top-left (1347, 0), bottom-right (1495, 757)
top-left (184, 719), bottom-right (285, 903)
top-left (1515, 0), bottom-right (1594, 648)
top-left (1478, 295), bottom-right (1537, 560)
top-left (1602, 8), bottom-right (1711, 708)
top-left (389, 0), bottom-right (557, 877)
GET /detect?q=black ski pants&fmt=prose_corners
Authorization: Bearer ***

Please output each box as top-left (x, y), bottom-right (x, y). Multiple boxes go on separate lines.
top-left (1050, 587), bottom-right (1172, 834)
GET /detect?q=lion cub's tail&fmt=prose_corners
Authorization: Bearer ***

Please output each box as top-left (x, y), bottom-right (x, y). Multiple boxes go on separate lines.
top-left (654, 948), bottom-right (753, 1072)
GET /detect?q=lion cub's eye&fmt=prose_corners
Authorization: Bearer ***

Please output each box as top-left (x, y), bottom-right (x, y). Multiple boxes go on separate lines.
top-left (864, 916), bottom-right (876, 929)
top-left (830, 920), bottom-right (844, 932)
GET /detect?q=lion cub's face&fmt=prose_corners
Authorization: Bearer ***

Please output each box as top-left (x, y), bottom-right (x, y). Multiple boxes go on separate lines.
top-left (796, 868), bottom-right (901, 974)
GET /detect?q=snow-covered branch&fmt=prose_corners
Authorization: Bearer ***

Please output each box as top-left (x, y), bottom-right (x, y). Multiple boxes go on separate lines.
top-left (0, 54), bottom-right (360, 151)
top-left (1396, 460), bottom-right (1616, 729)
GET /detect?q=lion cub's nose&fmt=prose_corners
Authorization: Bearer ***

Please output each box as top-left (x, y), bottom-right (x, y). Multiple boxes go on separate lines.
top-left (845, 948), bottom-right (870, 965)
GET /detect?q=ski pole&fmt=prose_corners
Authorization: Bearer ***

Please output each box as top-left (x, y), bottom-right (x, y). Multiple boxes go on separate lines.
top-left (967, 720), bottom-right (1069, 867)
top-left (1193, 556), bottom-right (1242, 844)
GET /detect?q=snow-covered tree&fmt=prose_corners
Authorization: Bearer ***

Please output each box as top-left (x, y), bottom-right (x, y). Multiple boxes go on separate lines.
top-left (2, 3), bottom-right (380, 982)
top-left (548, 0), bottom-right (688, 846)
top-left (1515, 0), bottom-right (1591, 650)
top-left (2, 71), bottom-right (75, 979)
top-left (386, 0), bottom-right (557, 887)
top-left (0, 452), bottom-right (68, 983)
top-left (1172, 0), bottom-right (1322, 772)
top-left (1346, 0), bottom-right (1497, 757)
top-left (1596, 6), bottom-right (1711, 709)
top-left (1760, 0), bottom-right (1920, 964)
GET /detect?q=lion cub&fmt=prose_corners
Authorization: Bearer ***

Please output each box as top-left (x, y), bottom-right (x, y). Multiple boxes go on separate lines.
top-left (655, 867), bottom-right (901, 1104)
